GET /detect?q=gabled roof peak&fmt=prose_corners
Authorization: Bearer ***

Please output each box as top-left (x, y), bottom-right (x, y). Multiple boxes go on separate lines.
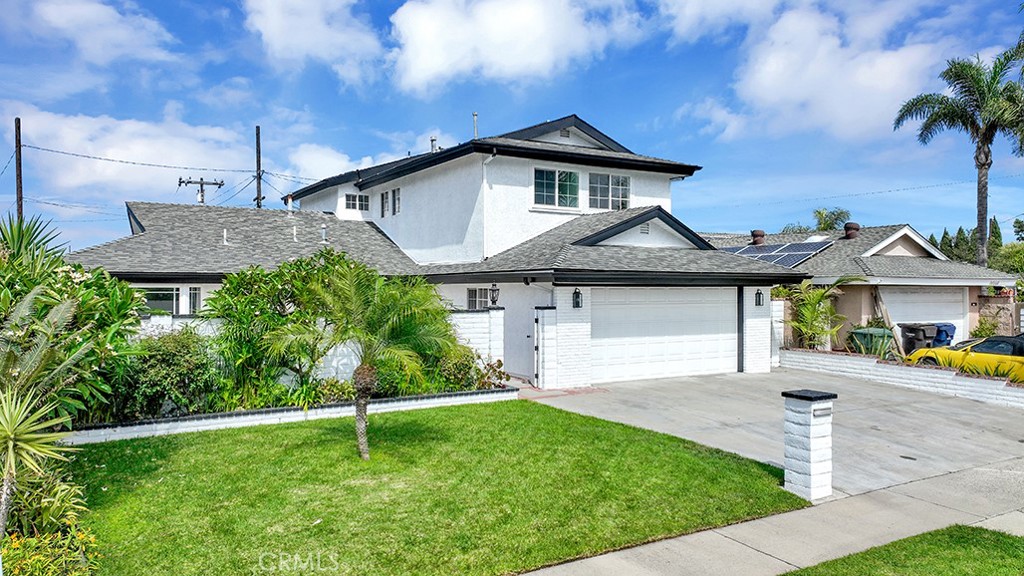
top-left (494, 114), bottom-right (632, 153)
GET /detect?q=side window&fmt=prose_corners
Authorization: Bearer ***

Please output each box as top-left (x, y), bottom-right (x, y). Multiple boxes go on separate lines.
top-left (392, 188), bottom-right (401, 215)
top-left (972, 340), bottom-right (1014, 356)
top-left (380, 191), bottom-right (388, 218)
top-left (467, 287), bottom-right (490, 310)
top-left (188, 287), bottom-right (201, 315)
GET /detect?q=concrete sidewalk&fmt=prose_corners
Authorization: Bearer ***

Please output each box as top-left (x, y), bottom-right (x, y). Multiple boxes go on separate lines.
top-left (530, 456), bottom-right (1024, 575)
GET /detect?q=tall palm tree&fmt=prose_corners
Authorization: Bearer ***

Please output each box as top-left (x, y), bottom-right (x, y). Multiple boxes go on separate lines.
top-left (894, 41), bottom-right (1024, 267)
top-left (812, 207), bottom-right (851, 231)
top-left (273, 261), bottom-right (456, 460)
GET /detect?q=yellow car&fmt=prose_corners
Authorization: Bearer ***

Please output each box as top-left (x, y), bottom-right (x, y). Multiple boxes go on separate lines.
top-left (908, 336), bottom-right (1024, 381)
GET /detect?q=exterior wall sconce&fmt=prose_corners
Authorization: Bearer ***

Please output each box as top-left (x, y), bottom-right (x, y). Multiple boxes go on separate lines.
top-left (755, 289), bottom-right (764, 307)
top-left (572, 287), bottom-right (583, 308)
top-left (489, 282), bottom-right (500, 306)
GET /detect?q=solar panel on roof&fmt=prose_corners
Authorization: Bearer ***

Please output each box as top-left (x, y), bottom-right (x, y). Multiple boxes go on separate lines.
top-left (759, 254), bottom-right (787, 263)
top-left (720, 246), bottom-right (743, 253)
top-left (737, 244), bottom-right (786, 255)
top-left (775, 241), bottom-right (833, 254)
top-left (774, 253), bottom-right (815, 267)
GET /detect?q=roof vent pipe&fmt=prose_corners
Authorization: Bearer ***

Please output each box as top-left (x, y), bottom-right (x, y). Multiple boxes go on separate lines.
top-left (751, 229), bottom-right (766, 245)
top-left (843, 222), bottom-right (861, 239)
top-left (286, 194), bottom-right (294, 216)
top-left (223, 229), bottom-right (228, 245)
top-left (430, 136), bottom-right (437, 153)
top-left (320, 223), bottom-right (328, 244)
top-left (473, 112), bottom-right (478, 139)
top-left (293, 225), bottom-right (297, 243)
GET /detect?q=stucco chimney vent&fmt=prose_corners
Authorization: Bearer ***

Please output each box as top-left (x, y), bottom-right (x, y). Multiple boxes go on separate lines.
top-left (751, 229), bottom-right (766, 245)
top-left (843, 222), bottom-right (861, 239)
top-left (320, 223), bottom-right (328, 244)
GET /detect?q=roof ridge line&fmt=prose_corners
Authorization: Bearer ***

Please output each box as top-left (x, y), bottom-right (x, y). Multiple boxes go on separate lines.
top-left (70, 231), bottom-right (146, 255)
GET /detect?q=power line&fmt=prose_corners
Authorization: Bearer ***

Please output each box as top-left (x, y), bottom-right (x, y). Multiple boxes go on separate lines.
top-left (23, 144), bottom-right (252, 174)
top-left (264, 170), bottom-right (317, 183)
top-left (0, 151), bottom-right (14, 179)
top-left (23, 197), bottom-right (120, 216)
top-left (215, 175), bottom-right (258, 206)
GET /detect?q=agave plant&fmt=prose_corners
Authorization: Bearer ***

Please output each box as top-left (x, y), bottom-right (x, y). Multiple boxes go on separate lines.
top-left (0, 388), bottom-right (72, 535)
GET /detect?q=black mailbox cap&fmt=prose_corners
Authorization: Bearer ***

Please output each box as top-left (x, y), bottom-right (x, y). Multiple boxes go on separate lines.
top-left (782, 389), bottom-right (838, 402)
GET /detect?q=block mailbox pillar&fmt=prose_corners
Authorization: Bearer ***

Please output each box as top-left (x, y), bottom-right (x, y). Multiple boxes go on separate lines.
top-left (782, 389), bottom-right (837, 502)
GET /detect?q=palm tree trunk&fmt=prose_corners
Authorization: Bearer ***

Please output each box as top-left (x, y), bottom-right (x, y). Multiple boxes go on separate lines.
top-left (975, 143), bottom-right (993, 267)
top-left (0, 469), bottom-right (15, 536)
top-left (352, 364), bottom-right (376, 461)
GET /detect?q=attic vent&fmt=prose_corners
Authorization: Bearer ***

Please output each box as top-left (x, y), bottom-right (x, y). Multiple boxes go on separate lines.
top-left (639, 223), bottom-right (650, 235)
top-left (559, 128), bottom-right (571, 138)
top-left (806, 235), bottom-right (829, 242)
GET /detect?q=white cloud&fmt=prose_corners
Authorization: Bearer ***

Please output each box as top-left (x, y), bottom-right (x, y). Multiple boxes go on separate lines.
top-left (242, 0), bottom-right (384, 86)
top-left (30, 0), bottom-right (177, 65)
top-left (0, 101), bottom-right (252, 202)
top-left (656, 0), bottom-right (782, 43)
top-left (196, 77), bottom-right (255, 108)
top-left (389, 0), bottom-right (646, 95)
top-left (733, 7), bottom-right (941, 140)
top-left (675, 98), bottom-right (746, 141)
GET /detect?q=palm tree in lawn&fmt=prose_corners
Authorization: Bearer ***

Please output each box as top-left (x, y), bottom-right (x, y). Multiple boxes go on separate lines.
top-left (273, 261), bottom-right (456, 460)
top-left (894, 40), bottom-right (1024, 267)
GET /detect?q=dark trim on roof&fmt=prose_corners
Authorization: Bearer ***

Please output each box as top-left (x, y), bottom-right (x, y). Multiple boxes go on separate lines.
top-left (109, 272), bottom-right (226, 283)
top-left (424, 269), bottom-right (807, 286)
top-left (572, 206), bottom-right (715, 250)
top-left (127, 205), bottom-right (144, 235)
top-left (497, 115), bottom-right (632, 153)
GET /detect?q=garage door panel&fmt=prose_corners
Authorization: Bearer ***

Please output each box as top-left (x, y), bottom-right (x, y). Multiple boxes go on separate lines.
top-left (591, 287), bottom-right (738, 384)
top-left (879, 287), bottom-right (967, 344)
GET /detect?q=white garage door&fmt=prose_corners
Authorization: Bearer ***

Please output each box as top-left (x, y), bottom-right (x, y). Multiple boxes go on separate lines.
top-left (878, 287), bottom-right (968, 344)
top-left (590, 287), bottom-right (738, 384)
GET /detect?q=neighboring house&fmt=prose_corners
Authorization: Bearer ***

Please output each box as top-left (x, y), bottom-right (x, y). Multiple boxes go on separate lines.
top-left (708, 223), bottom-right (1015, 345)
top-left (71, 115), bottom-right (805, 388)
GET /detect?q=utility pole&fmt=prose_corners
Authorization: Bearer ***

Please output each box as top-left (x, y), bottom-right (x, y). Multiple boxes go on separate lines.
top-left (254, 125), bottom-right (264, 208)
top-left (14, 117), bottom-right (22, 220)
top-left (178, 177), bottom-right (223, 205)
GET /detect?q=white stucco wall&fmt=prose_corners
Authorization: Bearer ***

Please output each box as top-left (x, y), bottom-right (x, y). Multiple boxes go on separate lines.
top-left (597, 219), bottom-right (695, 248)
top-left (530, 128), bottom-right (602, 148)
top-left (483, 155), bottom-right (673, 257)
top-left (743, 286), bottom-right (773, 374)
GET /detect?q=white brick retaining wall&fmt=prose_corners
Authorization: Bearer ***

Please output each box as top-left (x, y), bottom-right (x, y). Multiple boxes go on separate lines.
top-left (780, 349), bottom-right (1024, 410)
top-left (66, 387), bottom-right (519, 445)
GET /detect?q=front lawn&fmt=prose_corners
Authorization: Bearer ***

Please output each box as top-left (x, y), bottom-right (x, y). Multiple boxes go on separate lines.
top-left (71, 400), bottom-right (804, 575)
top-left (787, 525), bottom-right (1024, 575)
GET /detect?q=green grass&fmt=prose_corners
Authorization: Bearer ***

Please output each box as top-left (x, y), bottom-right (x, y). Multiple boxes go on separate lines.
top-left (787, 525), bottom-right (1024, 575)
top-left (70, 400), bottom-right (805, 575)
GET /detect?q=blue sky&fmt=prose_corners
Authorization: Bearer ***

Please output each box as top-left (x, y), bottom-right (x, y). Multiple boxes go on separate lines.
top-left (1, 0), bottom-right (1023, 250)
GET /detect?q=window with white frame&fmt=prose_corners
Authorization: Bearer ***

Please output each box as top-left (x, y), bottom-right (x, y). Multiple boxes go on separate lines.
top-left (467, 287), bottom-right (491, 310)
top-left (589, 173), bottom-right (630, 210)
top-left (391, 188), bottom-right (400, 215)
top-left (345, 193), bottom-right (369, 211)
top-left (380, 190), bottom-right (388, 218)
top-left (534, 168), bottom-right (578, 208)
top-left (188, 287), bottom-right (201, 315)
top-left (144, 288), bottom-right (179, 315)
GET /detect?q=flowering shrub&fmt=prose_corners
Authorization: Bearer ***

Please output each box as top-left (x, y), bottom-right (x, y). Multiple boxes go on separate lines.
top-left (1, 529), bottom-right (99, 576)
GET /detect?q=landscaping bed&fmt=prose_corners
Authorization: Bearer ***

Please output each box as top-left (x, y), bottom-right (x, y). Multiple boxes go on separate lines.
top-left (70, 401), bottom-right (806, 575)
top-left (786, 525), bottom-right (1024, 575)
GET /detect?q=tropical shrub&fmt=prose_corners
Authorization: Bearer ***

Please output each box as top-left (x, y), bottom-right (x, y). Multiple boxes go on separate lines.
top-left (103, 327), bottom-right (219, 421)
top-left (10, 467), bottom-right (86, 537)
top-left (319, 378), bottom-right (355, 403)
top-left (1, 528), bottom-right (99, 576)
top-left (784, 276), bottom-right (864, 349)
top-left (970, 316), bottom-right (1000, 339)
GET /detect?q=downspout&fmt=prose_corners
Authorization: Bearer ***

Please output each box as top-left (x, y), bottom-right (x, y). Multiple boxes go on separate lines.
top-left (482, 148), bottom-right (498, 261)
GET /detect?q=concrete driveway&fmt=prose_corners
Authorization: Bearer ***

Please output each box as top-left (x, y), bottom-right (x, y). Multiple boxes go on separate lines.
top-left (531, 367), bottom-right (1024, 496)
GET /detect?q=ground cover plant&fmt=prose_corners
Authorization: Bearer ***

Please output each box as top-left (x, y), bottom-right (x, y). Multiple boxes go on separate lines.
top-left (71, 401), bottom-right (806, 575)
top-left (787, 525), bottom-right (1024, 575)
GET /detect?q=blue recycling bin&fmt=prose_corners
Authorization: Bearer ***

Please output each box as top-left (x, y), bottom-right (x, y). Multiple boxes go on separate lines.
top-left (933, 323), bottom-right (956, 347)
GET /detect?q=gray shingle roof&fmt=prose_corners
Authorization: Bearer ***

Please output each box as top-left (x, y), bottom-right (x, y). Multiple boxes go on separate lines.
top-left (426, 206), bottom-right (806, 280)
top-left (708, 225), bottom-right (1013, 282)
top-left (68, 202), bottom-right (417, 277)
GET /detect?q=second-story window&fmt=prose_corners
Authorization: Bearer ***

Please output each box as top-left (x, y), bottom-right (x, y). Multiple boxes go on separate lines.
top-left (589, 173), bottom-right (630, 210)
top-left (346, 194), bottom-right (369, 211)
top-left (380, 190), bottom-right (389, 218)
top-left (534, 168), bottom-right (578, 208)
top-left (392, 188), bottom-right (401, 215)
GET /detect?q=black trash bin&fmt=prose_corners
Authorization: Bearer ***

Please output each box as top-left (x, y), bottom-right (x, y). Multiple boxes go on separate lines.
top-left (899, 323), bottom-right (939, 354)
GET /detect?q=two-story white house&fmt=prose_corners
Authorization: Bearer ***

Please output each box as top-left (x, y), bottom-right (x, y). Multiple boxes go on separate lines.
top-left (71, 115), bottom-right (804, 388)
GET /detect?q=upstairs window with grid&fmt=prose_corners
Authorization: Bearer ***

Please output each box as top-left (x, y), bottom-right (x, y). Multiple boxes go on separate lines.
top-left (391, 188), bottom-right (401, 215)
top-left (589, 173), bottom-right (630, 210)
top-left (380, 190), bottom-right (389, 218)
top-left (346, 194), bottom-right (369, 211)
top-left (534, 169), bottom-right (578, 208)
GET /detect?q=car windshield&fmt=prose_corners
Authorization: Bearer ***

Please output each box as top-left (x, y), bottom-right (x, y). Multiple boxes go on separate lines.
top-left (949, 338), bottom-right (982, 351)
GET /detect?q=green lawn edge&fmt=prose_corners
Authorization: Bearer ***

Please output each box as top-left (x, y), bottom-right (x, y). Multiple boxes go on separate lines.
top-left (71, 400), bottom-right (806, 575)
top-left (786, 525), bottom-right (1024, 576)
